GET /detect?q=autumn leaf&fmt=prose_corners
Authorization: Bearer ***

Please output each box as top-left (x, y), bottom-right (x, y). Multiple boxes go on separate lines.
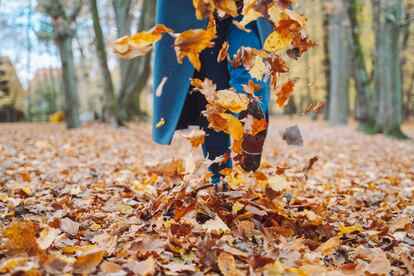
top-left (156, 118), bottom-right (165, 128)
top-left (193, 0), bottom-right (214, 19)
top-left (60, 217), bottom-right (79, 236)
top-left (2, 220), bottom-right (41, 256)
top-left (268, 175), bottom-right (291, 192)
top-left (316, 236), bottom-right (340, 256)
top-left (338, 225), bottom-right (364, 236)
top-left (114, 24), bottom-right (173, 59)
top-left (214, 0), bottom-right (238, 18)
top-left (215, 89), bottom-right (249, 113)
top-left (249, 55), bottom-right (265, 80)
top-left (280, 125), bottom-right (303, 146)
top-left (174, 17), bottom-right (217, 71)
top-left (37, 227), bottom-right (60, 250)
top-left (217, 41), bottom-right (229, 62)
top-left (202, 214), bottom-right (230, 233)
top-left (219, 113), bottom-right (244, 140)
top-left (218, 252), bottom-right (242, 276)
top-left (251, 118), bottom-right (267, 136)
top-left (264, 30), bottom-right (292, 53)
top-left (73, 251), bottom-right (105, 274)
top-left (182, 129), bottom-right (206, 148)
top-left (275, 78), bottom-right (298, 108)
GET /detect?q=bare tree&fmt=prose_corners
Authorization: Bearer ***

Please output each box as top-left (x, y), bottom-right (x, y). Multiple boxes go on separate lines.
top-left (346, 0), bottom-right (375, 130)
top-left (38, 0), bottom-right (82, 128)
top-left (88, 0), bottom-right (155, 125)
top-left (372, 0), bottom-right (408, 138)
top-left (328, 0), bottom-right (350, 125)
top-left (89, 0), bottom-right (117, 126)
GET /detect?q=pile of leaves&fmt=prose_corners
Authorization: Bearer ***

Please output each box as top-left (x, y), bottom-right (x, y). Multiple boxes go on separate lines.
top-left (0, 120), bottom-right (413, 275)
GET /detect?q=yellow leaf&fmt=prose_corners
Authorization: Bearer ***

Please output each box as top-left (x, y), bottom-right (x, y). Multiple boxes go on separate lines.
top-left (219, 113), bottom-right (244, 140)
top-left (37, 227), bottom-right (59, 250)
top-left (248, 55), bottom-right (265, 80)
top-left (264, 30), bottom-right (292, 52)
top-left (215, 89), bottom-right (249, 113)
top-left (316, 236), bottom-right (340, 256)
top-left (338, 225), bottom-right (364, 236)
top-left (268, 175), bottom-right (291, 192)
top-left (156, 118), bottom-right (165, 128)
top-left (116, 204), bottom-right (134, 215)
top-left (114, 25), bottom-right (173, 59)
top-left (232, 201), bottom-right (245, 213)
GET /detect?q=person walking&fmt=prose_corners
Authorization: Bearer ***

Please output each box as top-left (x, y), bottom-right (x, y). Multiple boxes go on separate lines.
top-left (152, 0), bottom-right (274, 187)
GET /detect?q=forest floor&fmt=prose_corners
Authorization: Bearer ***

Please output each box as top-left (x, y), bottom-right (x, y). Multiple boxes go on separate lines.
top-left (0, 117), bottom-right (413, 275)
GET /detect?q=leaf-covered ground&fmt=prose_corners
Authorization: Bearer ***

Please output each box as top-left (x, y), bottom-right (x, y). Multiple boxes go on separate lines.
top-left (1, 118), bottom-right (413, 275)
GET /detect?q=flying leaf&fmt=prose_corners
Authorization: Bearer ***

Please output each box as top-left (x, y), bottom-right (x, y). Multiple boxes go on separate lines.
top-left (182, 129), bottom-right (206, 148)
top-left (215, 89), bottom-right (249, 113)
top-left (219, 113), bottom-right (244, 140)
top-left (156, 118), bottom-right (165, 128)
top-left (217, 41), bottom-right (229, 62)
top-left (263, 30), bottom-right (292, 53)
top-left (174, 17), bottom-right (217, 71)
top-left (280, 125), bottom-right (303, 146)
top-left (249, 55), bottom-right (265, 80)
top-left (275, 78), bottom-right (298, 108)
top-left (114, 25), bottom-right (173, 59)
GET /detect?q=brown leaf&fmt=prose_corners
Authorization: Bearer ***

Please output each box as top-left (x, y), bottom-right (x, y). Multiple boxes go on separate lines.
top-left (275, 78), bottom-right (298, 108)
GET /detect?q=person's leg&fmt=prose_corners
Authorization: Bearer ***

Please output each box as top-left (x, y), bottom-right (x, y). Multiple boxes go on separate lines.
top-left (194, 87), bottom-right (231, 184)
top-left (200, 110), bottom-right (232, 184)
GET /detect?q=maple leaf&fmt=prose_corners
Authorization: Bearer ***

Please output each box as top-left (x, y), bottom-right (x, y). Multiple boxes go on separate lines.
top-left (114, 24), bottom-right (173, 59)
top-left (174, 17), bottom-right (217, 71)
top-left (275, 78), bottom-right (298, 108)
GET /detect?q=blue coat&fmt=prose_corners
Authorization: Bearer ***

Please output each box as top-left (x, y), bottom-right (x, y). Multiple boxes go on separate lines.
top-left (152, 0), bottom-right (273, 145)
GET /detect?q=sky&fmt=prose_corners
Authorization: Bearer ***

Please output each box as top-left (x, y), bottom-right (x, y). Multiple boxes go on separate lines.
top-left (0, 0), bottom-right (61, 88)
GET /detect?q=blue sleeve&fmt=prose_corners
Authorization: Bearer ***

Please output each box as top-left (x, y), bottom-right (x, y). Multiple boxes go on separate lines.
top-left (226, 20), bottom-right (270, 116)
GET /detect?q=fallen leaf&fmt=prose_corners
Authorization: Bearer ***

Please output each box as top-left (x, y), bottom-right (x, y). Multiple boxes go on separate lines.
top-left (73, 251), bottom-right (105, 274)
top-left (60, 217), bottom-right (79, 236)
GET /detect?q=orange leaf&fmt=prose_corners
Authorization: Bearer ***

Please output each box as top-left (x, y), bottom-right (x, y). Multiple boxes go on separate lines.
top-left (174, 17), bottom-right (217, 71)
top-left (275, 78), bottom-right (298, 108)
top-left (114, 24), bottom-right (173, 59)
top-left (73, 251), bottom-right (105, 274)
top-left (217, 41), bottom-right (229, 62)
top-left (3, 220), bottom-right (42, 256)
top-left (219, 113), bottom-right (244, 140)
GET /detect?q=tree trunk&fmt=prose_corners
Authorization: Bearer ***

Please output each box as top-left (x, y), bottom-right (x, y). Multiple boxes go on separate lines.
top-left (374, 0), bottom-right (407, 138)
top-left (322, 1), bottom-right (331, 120)
top-left (57, 36), bottom-right (80, 128)
top-left (346, 0), bottom-right (374, 130)
top-left (328, 0), bottom-right (350, 125)
top-left (116, 0), bottom-right (155, 122)
top-left (113, 0), bottom-right (132, 84)
top-left (89, 0), bottom-right (117, 126)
